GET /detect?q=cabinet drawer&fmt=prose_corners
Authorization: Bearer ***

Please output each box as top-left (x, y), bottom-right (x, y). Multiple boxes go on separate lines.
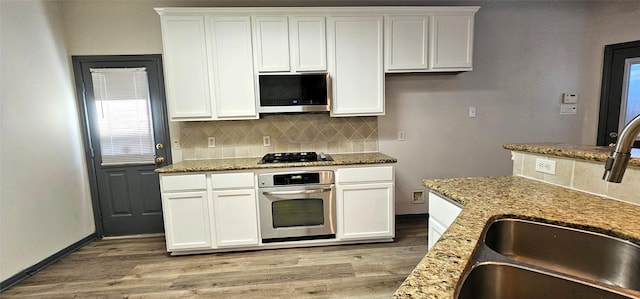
top-left (211, 172), bottom-right (255, 189)
top-left (337, 166), bottom-right (394, 183)
top-left (429, 192), bottom-right (462, 227)
top-left (161, 174), bottom-right (207, 191)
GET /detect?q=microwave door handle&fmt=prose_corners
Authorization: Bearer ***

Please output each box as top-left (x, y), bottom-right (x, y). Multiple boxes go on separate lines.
top-left (262, 188), bottom-right (332, 196)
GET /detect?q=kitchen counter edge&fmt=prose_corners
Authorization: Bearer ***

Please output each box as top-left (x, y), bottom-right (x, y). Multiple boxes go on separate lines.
top-left (155, 152), bottom-right (397, 173)
top-left (393, 176), bottom-right (640, 298)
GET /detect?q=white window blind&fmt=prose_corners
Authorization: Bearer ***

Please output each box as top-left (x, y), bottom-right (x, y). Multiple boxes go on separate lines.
top-left (90, 68), bottom-right (155, 165)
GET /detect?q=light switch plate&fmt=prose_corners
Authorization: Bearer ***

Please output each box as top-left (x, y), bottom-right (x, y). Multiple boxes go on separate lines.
top-left (535, 158), bottom-right (556, 175)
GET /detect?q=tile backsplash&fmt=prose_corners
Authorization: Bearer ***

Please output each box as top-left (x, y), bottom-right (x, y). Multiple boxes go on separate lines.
top-left (511, 152), bottom-right (640, 206)
top-left (177, 113), bottom-right (378, 160)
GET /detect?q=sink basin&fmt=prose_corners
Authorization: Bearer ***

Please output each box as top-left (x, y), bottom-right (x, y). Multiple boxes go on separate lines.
top-left (456, 263), bottom-right (634, 299)
top-left (484, 218), bottom-right (640, 291)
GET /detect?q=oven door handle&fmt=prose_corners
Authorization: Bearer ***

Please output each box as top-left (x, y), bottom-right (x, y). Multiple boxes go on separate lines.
top-left (262, 188), bottom-right (332, 196)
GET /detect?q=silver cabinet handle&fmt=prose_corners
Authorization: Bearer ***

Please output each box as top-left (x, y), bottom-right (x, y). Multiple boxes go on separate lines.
top-left (263, 188), bottom-right (332, 196)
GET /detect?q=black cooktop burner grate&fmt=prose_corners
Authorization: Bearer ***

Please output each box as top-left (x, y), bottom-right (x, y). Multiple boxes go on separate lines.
top-left (260, 152), bottom-right (327, 164)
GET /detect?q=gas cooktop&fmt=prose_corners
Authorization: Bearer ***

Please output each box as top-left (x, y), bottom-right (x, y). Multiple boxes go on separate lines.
top-left (259, 152), bottom-right (333, 164)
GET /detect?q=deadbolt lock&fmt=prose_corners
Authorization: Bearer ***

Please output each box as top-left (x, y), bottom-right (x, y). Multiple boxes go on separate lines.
top-left (609, 132), bottom-right (618, 138)
top-left (156, 143), bottom-right (164, 150)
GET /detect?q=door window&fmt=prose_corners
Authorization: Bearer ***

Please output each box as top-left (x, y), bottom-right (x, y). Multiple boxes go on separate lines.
top-left (619, 58), bottom-right (640, 142)
top-left (90, 68), bottom-right (155, 165)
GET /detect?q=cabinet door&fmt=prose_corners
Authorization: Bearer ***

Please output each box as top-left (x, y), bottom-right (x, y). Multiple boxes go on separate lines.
top-left (385, 16), bottom-right (429, 72)
top-left (211, 189), bottom-right (259, 247)
top-left (162, 191), bottom-right (212, 251)
top-left (431, 15), bottom-right (474, 70)
top-left (428, 217), bottom-right (445, 250)
top-left (160, 16), bottom-right (212, 119)
top-left (207, 16), bottom-right (258, 119)
top-left (254, 16), bottom-right (290, 72)
top-left (290, 17), bottom-right (327, 72)
top-left (428, 192), bottom-right (462, 250)
top-left (328, 16), bottom-right (384, 116)
top-left (337, 182), bottom-right (394, 240)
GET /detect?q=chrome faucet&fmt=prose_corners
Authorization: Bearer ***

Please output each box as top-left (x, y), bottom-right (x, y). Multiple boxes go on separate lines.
top-left (603, 113), bottom-right (640, 183)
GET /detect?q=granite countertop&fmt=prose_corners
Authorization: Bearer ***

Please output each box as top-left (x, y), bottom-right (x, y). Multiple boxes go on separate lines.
top-left (155, 152), bottom-right (397, 173)
top-left (393, 176), bottom-right (640, 298)
top-left (504, 142), bottom-right (640, 167)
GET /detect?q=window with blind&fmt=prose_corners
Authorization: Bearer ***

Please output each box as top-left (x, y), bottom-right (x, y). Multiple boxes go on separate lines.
top-left (90, 68), bottom-right (155, 165)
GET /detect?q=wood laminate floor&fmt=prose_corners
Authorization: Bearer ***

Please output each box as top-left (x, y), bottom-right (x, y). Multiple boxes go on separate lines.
top-left (2, 216), bottom-right (428, 299)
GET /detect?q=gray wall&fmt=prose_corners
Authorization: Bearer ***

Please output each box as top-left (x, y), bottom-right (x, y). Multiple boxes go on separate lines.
top-left (0, 1), bottom-right (95, 281)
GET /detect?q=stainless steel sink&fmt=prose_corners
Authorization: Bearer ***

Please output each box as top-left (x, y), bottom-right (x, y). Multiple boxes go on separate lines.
top-left (455, 217), bottom-right (640, 299)
top-left (456, 263), bottom-right (633, 299)
top-left (484, 218), bottom-right (640, 291)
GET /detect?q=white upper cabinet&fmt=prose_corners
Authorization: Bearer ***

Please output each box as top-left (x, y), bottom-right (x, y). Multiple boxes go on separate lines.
top-left (160, 16), bottom-right (213, 119)
top-left (384, 8), bottom-right (478, 73)
top-left (207, 16), bottom-right (258, 119)
top-left (158, 13), bottom-right (257, 121)
top-left (385, 16), bottom-right (429, 72)
top-left (253, 16), bottom-right (326, 72)
top-left (290, 17), bottom-right (326, 72)
top-left (431, 15), bottom-right (474, 70)
top-left (157, 7), bottom-right (478, 119)
top-left (328, 16), bottom-right (384, 117)
top-left (253, 16), bottom-right (290, 72)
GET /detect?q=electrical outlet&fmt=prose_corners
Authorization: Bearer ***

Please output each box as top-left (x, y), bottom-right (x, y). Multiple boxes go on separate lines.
top-left (207, 137), bottom-right (216, 148)
top-left (469, 106), bottom-right (476, 118)
top-left (263, 136), bottom-right (271, 147)
top-left (535, 158), bottom-right (556, 175)
top-left (397, 130), bottom-right (405, 141)
top-left (411, 190), bottom-right (425, 204)
top-left (172, 139), bottom-right (180, 149)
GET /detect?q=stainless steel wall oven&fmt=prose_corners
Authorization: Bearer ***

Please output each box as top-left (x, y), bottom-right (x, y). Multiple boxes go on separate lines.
top-left (258, 171), bottom-right (336, 243)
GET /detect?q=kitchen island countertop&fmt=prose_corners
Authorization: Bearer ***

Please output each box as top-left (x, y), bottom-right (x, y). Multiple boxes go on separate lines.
top-left (155, 152), bottom-right (397, 173)
top-left (393, 176), bottom-right (640, 298)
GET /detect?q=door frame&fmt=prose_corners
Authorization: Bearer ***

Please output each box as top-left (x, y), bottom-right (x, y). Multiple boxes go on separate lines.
top-left (71, 54), bottom-right (171, 238)
top-left (597, 40), bottom-right (640, 146)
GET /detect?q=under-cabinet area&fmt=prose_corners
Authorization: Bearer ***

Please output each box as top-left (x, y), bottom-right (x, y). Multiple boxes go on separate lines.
top-left (156, 6), bottom-right (479, 121)
top-left (159, 162), bottom-right (395, 255)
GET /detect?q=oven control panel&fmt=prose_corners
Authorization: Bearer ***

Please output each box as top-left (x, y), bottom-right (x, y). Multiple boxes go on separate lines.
top-left (258, 170), bottom-right (334, 187)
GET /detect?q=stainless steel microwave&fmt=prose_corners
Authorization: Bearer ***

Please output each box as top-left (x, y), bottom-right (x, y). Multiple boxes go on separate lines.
top-left (258, 73), bottom-right (330, 113)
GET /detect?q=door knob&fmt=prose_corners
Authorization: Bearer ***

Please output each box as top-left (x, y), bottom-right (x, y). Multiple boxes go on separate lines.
top-left (155, 156), bottom-right (165, 164)
top-left (156, 143), bottom-right (164, 150)
top-left (609, 132), bottom-right (618, 138)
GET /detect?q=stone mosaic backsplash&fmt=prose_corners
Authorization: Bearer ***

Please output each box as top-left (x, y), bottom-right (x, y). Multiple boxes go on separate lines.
top-left (178, 113), bottom-right (378, 160)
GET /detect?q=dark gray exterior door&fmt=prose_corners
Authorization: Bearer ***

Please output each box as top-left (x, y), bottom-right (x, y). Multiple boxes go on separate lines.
top-left (73, 55), bottom-right (171, 236)
top-left (597, 40), bottom-right (640, 148)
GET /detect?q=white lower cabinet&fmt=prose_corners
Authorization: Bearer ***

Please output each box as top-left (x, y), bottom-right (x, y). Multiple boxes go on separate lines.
top-left (211, 189), bottom-right (259, 247)
top-left (163, 191), bottom-right (212, 251)
top-left (428, 191), bottom-right (462, 250)
top-left (160, 164), bottom-right (396, 254)
top-left (336, 166), bottom-right (395, 240)
top-left (210, 172), bottom-right (259, 247)
top-left (161, 173), bottom-right (212, 251)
